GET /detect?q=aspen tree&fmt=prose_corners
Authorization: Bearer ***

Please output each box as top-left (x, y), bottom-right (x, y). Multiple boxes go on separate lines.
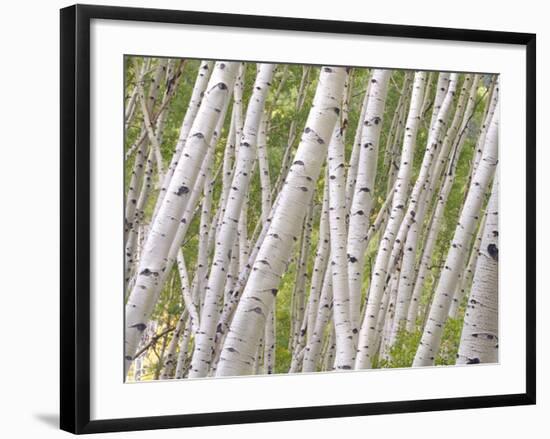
top-left (189, 64), bottom-right (276, 378)
top-left (390, 75), bottom-right (474, 344)
top-left (328, 125), bottom-right (355, 369)
top-left (216, 66), bottom-right (347, 377)
top-left (413, 109), bottom-right (498, 367)
top-left (346, 69), bottom-right (391, 331)
top-left (125, 62), bottom-right (239, 376)
top-left (355, 71), bottom-right (428, 369)
top-left (154, 61), bottom-right (213, 216)
top-left (457, 173), bottom-right (498, 364)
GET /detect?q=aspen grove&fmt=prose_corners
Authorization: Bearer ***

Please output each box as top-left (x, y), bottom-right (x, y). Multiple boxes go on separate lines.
top-left (124, 57), bottom-right (499, 381)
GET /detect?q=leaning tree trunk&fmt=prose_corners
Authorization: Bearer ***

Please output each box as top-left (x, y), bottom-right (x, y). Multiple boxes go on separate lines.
top-left (327, 124), bottom-right (356, 369)
top-left (302, 267), bottom-right (334, 372)
top-left (305, 180), bottom-right (330, 344)
top-left (407, 75), bottom-right (493, 330)
top-left (456, 173), bottom-right (499, 364)
top-left (189, 64), bottom-right (275, 378)
top-left (346, 69), bottom-right (391, 331)
top-left (354, 71), bottom-right (428, 369)
top-left (124, 62), bottom-right (238, 376)
top-left (153, 61), bottom-right (213, 219)
top-left (448, 212), bottom-right (486, 319)
top-left (389, 74), bottom-right (474, 345)
top-left (124, 59), bottom-right (167, 242)
top-left (215, 66), bottom-right (347, 377)
top-left (413, 109), bottom-right (499, 367)
top-left (345, 72), bottom-right (370, 210)
top-left (356, 73), bottom-right (458, 369)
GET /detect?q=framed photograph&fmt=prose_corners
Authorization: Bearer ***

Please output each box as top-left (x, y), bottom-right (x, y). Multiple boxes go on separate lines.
top-left (60, 4), bottom-right (536, 434)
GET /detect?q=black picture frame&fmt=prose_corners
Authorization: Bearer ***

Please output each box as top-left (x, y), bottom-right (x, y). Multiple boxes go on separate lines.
top-left (60, 4), bottom-right (536, 434)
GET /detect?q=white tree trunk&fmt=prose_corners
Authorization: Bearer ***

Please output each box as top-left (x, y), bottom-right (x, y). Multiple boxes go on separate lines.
top-left (215, 66), bottom-right (347, 377)
top-left (302, 267), bottom-right (334, 372)
top-left (306, 181), bottom-right (330, 343)
top-left (346, 69), bottom-right (391, 331)
top-left (449, 211), bottom-right (486, 319)
top-left (189, 64), bottom-right (275, 378)
top-left (160, 310), bottom-right (188, 380)
top-left (413, 109), bottom-right (498, 367)
top-left (257, 113), bottom-right (272, 222)
top-left (383, 73), bottom-right (413, 194)
top-left (406, 75), bottom-right (491, 330)
top-left (456, 173), bottom-right (498, 364)
top-left (264, 307), bottom-right (276, 374)
top-left (327, 125), bottom-right (355, 369)
top-left (289, 203), bottom-right (313, 353)
top-left (125, 58), bottom-right (151, 130)
top-left (354, 71), bottom-right (428, 369)
top-left (154, 61), bottom-right (213, 217)
top-left (472, 78), bottom-right (499, 175)
top-left (124, 62), bottom-right (238, 376)
top-left (345, 73), bottom-right (370, 209)
top-left (429, 73), bottom-right (451, 131)
top-left (124, 60), bottom-right (167, 240)
top-left (390, 74), bottom-right (474, 344)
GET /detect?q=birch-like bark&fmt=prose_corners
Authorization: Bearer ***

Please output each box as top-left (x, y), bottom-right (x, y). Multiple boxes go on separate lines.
top-left (289, 301), bottom-right (310, 373)
top-left (137, 59), bottom-right (167, 181)
top-left (125, 146), bottom-right (156, 287)
top-left (327, 125), bottom-right (355, 369)
top-left (472, 78), bottom-right (499, 175)
top-left (390, 75), bottom-right (474, 344)
top-left (176, 250), bottom-right (200, 334)
top-left (271, 67), bottom-right (312, 197)
top-left (378, 267), bottom-right (400, 361)
top-left (346, 69), bottom-right (391, 331)
top-left (305, 181), bottom-right (330, 343)
top-left (413, 109), bottom-right (498, 367)
top-left (154, 61), bottom-right (213, 216)
top-left (174, 324), bottom-right (192, 379)
top-left (160, 310), bottom-right (188, 379)
top-left (448, 212), bottom-right (486, 319)
top-left (212, 192), bottom-right (287, 357)
top-left (302, 268), bottom-right (334, 372)
top-left (124, 64), bottom-right (185, 285)
top-left (135, 75), bottom-right (231, 343)
top-left (238, 196), bottom-right (250, 272)
top-left (406, 76), bottom-right (489, 330)
top-left (289, 203), bottom-right (313, 353)
top-left (385, 75), bottom-right (412, 196)
top-left (428, 73), bottom-right (451, 131)
top-left (354, 71), bottom-right (428, 369)
top-left (360, 73), bottom-right (458, 364)
top-left (215, 64), bottom-right (245, 239)
top-left (264, 307), bottom-right (276, 374)
top-left (189, 64), bottom-right (275, 378)
top-left (345, 73), bottom-right (370, 210)
top-left (456, 173), bottom-right (498, 364)
top-left (216, 66), bottom-right (347, 377)
top-left (323, 326), bottom-right (337, 371)
top-left (383, 73), bottom-right (411, 170)
top-left (257, 113), bottom-right (272, 222)
top-left (125, 60), bottom-right (167, 239)
top-left (125, 58), bottom-right (151, 130)
top-left (385, 73), bottom-right (458, 275)
top-left (124, 62), bottom-right (238, 376)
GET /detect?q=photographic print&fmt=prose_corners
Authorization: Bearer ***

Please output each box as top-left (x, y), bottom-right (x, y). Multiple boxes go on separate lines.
top-left (61, 5), bottom-right (535, 432)
top-left (124, 58), bottom-right (499, 381)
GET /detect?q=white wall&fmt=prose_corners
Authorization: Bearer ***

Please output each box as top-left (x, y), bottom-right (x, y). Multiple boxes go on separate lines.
top-left (0, 0), bottom-right (545, 437)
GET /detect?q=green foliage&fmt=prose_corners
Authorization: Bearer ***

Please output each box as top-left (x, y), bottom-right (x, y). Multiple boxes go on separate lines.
top-left (125, 57), bottom-right (496, 377)
top-left (378, 328), bottom-right (422, 369)
top-left (436, 317), bottom-right (464, 365)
